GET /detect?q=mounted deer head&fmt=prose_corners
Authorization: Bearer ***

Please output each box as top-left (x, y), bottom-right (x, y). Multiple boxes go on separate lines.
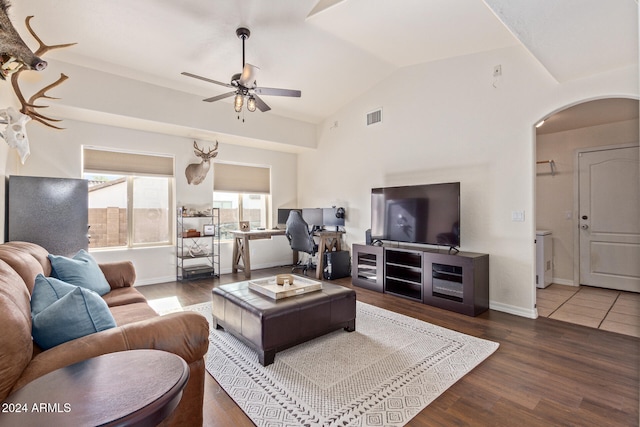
top-left (0, 0), bottom-right (47, 79)
top-left (185, 141), bottom-right (219, 185)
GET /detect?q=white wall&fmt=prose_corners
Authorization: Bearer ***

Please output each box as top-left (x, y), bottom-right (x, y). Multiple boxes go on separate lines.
top-left (2, 44), bottom-right (638, 317)
top-left (536, 118), bottom-right (639, 285)
top-left (297, 45), bottom-right (639, 318)
top-left (8, 117), bottom-right (297, 284)
top-left (18, 60), bottom-right (318, 152)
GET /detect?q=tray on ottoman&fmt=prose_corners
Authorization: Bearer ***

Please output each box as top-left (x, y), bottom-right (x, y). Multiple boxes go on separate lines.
top-left (248, 275), bottom-right (321, 300)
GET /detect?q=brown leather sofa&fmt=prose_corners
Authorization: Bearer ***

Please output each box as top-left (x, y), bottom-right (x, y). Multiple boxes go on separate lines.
top-left (0, 241), bottom-right (209, 426)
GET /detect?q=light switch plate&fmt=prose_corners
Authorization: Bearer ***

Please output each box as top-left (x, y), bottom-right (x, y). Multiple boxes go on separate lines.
top-left (511, 210), bottom-right (525, 222)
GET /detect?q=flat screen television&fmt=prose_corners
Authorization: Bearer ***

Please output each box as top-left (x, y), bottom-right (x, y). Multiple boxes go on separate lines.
top-left (371, 182), bottom-right (460, 247)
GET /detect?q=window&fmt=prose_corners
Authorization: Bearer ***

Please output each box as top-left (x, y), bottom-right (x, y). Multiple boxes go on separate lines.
top-left (213, 192), bottom-right (268, 240)
top-left (83, 147), bottom-right (174, 249)
top-left (213, 162), bottom-right (270, 240)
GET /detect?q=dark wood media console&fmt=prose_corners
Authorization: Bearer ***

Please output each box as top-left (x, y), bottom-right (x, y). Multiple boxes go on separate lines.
top-left (352, 243), bottom-right (489, 316)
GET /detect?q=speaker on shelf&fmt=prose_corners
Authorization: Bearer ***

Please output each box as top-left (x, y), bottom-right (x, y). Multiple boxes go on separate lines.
top-left (365, 229), bottom-right (372, 245)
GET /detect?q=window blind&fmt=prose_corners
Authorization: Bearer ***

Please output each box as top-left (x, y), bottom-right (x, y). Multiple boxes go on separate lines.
top-left (214, 162), bottom-right (271, 194)
top-left (83, 147), bottom-right (174, 177)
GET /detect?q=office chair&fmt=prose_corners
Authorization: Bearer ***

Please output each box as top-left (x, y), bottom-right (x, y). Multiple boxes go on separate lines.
top-left (285, 210), bottom-right (318, 276)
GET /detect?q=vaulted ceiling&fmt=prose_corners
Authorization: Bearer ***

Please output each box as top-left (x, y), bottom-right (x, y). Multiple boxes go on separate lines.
top-left (8, 0), bottom-right (639, 125)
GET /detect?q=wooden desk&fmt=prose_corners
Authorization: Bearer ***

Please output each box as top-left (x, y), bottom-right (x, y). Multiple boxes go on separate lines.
top-left (232, 229), bottom-right (287, 279)
top-left (314, 230), bottom-right (345, 280)
top-left (0, 349), bottom-right (189, 427)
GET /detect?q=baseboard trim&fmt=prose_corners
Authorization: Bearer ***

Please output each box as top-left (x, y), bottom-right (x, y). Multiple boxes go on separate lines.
top-left (490, 300), bottom-right (538, 319)
top-left (134, 275), bottom-right (176, 286)
top-left (552, 277), bottom-right (576, 286)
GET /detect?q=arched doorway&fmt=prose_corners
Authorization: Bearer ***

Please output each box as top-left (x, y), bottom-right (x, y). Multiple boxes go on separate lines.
top-left (534, 97), bottom-right (639, 336)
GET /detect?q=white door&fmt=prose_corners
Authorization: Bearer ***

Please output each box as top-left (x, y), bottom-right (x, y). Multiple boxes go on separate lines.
top-left (578, 146), bottom-right (640, 292)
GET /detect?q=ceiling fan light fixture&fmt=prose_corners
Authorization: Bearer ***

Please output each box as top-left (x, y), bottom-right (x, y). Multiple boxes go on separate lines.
top-left (247, 96), bottom-right (257, 112)
top-left (182, 25), bottom-right (300, 118)
top-left (234, 93), bottom-right (244, 112)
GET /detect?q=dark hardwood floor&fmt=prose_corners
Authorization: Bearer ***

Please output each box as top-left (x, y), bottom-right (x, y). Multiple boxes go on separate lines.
top-left (137, 267), bottom-right (640, 426)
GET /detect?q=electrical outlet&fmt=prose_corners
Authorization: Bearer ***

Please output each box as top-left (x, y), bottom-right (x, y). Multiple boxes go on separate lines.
top-left (493, 64), bottom-right (502, 77)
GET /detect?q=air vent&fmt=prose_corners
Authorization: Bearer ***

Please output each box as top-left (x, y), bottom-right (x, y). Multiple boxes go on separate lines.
top-left (366, 108), bottom-right (382, 126)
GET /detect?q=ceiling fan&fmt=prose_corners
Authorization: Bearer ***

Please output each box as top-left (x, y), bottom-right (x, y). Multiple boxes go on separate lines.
top-left (181, 27), bottom-right (301, 114)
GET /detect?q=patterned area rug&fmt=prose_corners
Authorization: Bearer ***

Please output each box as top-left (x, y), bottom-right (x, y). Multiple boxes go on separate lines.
top-left (186, 301), bottom-right (499, 426)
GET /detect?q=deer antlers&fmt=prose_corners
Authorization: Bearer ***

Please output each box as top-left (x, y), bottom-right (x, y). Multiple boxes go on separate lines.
top-left (10, 16), bottom-right (76, 129)
top-left (193, 140), bottom-right (219, 158)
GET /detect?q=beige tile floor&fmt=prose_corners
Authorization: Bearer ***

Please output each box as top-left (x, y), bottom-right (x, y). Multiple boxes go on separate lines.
top-left (536, 284), bottom-right (640, 338)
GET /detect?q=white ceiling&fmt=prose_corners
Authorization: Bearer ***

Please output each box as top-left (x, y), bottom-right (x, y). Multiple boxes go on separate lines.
top-left (7, 0), bottom-right (639, 125)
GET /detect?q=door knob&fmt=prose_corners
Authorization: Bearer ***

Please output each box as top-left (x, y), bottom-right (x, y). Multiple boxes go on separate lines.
top-left (581, 215), bottom-right (588, 220)
top-left (580, 224), bottom-right (589, 230)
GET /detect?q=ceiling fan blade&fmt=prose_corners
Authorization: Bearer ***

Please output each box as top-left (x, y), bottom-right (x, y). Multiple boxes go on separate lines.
top-left (254, 87), bottom-right (301, 97)
top-left (182, 72), bottom-right (234, 88)
top-left (253, 94), bottom-right (271, 112)
top-left (203, 91), bottom-right (236, 102)
top-left (239, 63), bottom-right (260, 88)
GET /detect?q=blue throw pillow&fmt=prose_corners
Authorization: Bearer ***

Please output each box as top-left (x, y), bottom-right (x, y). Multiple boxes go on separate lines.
top-left (31, 274), bottom-right (78, 315)
top-left (48, 249), bottom-right (111, 296)
top-left (32, 286), bottom-right (116, 350)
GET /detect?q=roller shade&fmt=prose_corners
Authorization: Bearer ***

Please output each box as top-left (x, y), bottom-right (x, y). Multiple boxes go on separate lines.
top-left (214, 162), bottom-right (271, 194)
top-left (83, 147), bottom-right (174, 177)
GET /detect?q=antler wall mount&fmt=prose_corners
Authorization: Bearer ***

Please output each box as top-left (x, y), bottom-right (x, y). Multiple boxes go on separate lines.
top-left (10, 15), bottom-right (76, 129)
top-left (0, 1), bottom-right (75, 163)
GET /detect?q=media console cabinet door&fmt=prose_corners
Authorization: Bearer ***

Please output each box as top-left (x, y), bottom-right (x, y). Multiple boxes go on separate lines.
top-left (423, 251), bottom-right (489, 316)
top-left (351, 244), bottom-right (384, 292)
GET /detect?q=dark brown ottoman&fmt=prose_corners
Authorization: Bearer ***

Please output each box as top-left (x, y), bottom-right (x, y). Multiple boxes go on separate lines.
top-left (211, 281), bottom-right (356, 366)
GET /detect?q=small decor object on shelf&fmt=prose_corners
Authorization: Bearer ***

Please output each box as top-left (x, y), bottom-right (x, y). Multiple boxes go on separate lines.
top-left (203, 224), bottom-right (215, 236)
top-left (239, 221), bottom-right (250, 231)
top-left (182, 229), bottom-right (200, 238)
top-left (188, 243), bottom-right (209, 257)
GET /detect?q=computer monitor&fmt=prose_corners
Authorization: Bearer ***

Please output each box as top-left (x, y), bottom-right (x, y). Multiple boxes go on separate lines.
top-left (323, 207), bottom-right (345, 228)
top-left (302, 208), bottom-right (323, 228)
top-left (277, 208), bottom-right (301, 227)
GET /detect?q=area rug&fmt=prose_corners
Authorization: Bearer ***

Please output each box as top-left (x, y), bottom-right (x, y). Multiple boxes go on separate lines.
top-left (185, 301), bottom-right (499, 426)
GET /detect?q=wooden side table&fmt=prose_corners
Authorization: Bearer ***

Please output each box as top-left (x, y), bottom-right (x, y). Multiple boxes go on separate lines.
top-left (0, 350), bottom-right (189, 427)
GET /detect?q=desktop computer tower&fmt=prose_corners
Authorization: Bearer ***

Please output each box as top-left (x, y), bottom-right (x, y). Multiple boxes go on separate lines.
top-left (323, 251), bottom-right (351, 280)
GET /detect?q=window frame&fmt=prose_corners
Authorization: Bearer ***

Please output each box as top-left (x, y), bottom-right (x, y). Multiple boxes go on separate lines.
top-left (83, 147), bottom-right (175, 250)
top-left (213, 161), bottom-right (272, 241)
top-left (213, 191), bottom-right (271, 241)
